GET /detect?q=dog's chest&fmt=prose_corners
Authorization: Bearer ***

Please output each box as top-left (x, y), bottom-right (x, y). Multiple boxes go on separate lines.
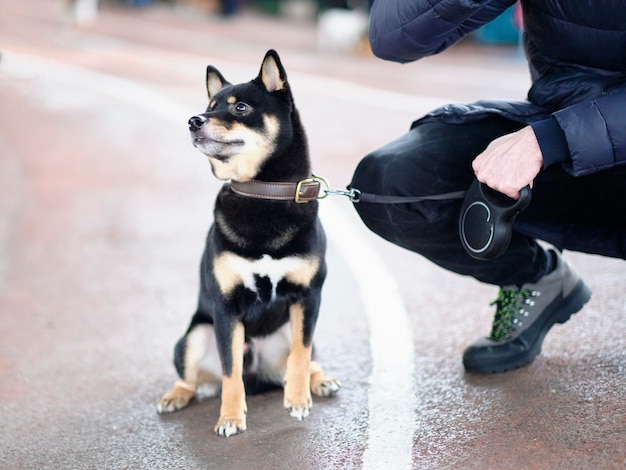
top-left (213, 252), bottom-right (319, 302)
top-left (228, 255), bottom-right (304, 295)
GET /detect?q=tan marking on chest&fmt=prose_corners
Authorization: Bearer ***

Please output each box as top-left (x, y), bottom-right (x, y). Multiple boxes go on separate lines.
top-left (213, 252), bottom-right (320, 298)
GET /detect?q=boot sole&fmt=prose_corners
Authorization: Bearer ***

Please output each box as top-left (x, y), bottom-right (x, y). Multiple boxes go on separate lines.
top-left (464, 279), bottom-right (592, 374)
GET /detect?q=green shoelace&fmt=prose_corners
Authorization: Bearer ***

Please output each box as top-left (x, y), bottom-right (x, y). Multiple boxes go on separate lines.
top-left (489, 287), bottom-right (533, 341)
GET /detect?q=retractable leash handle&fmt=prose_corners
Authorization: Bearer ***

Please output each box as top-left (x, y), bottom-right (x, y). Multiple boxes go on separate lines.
top-left (338, 177), bottom-right (531, 260)
top-left (459, 180), bottom-right (532, 260)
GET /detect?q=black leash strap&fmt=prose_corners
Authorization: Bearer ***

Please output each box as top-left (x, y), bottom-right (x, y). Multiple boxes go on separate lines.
top-left (353, 189), bottom-right (467, 204)
top-left (310, 174), bottom-right (467, 204)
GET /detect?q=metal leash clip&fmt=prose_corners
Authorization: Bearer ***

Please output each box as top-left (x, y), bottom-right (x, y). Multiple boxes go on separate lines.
top-left (312, 174), bottom-right (361, 202)
top-left (324, 187), bottom-right (361, 202)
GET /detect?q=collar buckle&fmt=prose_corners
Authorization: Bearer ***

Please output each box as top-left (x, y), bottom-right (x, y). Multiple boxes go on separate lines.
top-left (295, 174), bottom-right (330, 203)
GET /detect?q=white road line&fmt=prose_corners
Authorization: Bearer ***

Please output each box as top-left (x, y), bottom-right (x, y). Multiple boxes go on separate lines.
top-left (2, 51), bottom-right (416, 468)
top-left (320, 201), bottom-right (416, 470)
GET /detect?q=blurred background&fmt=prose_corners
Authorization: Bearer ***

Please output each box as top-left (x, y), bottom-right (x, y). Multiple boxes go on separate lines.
top-left (60, 0), bottom-right (521, 51)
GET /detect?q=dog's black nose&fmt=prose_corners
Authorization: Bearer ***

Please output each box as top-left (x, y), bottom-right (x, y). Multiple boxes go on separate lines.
top-left (188, 115), bottom-right (207, 131)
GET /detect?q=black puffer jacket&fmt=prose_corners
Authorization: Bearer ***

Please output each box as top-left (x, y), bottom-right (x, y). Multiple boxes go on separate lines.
top-left (369, 0), bottom-right (626, 177)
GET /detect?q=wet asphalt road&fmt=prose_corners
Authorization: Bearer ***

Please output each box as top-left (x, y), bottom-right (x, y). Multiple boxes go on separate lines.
top-left (0, 1), bottom-right (624, 469)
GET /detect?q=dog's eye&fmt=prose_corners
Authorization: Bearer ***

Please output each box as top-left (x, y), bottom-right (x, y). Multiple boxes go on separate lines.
top-left (233, 102), bottom-right (250, 114)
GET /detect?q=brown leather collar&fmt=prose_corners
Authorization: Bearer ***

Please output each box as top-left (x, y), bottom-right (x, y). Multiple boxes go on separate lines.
top-left (230, 177), bottom-right (324, 203)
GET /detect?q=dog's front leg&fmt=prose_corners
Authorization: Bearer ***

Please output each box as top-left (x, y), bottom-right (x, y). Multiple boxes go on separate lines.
top-left (215, 320), bottom-right (247, 437)
top-left (284, 303), bottom-right (314, 420)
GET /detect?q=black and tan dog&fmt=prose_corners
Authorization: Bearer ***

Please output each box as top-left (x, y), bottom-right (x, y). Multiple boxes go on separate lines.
top-left (157, 50), bottom-right (340, 437)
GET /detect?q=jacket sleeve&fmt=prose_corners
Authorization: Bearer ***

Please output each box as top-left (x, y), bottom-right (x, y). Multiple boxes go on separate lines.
top-left (369, 0), bottom-right (517, 63)
top-left (553, 90), bottom-right (626, 176)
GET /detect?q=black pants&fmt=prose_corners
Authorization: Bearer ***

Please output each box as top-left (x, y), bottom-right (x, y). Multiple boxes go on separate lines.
top-left (350, 116), bottom-right (626, 286)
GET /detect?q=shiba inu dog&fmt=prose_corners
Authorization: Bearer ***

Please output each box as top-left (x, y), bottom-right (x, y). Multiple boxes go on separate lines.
top-left (157, 50), bottom-right (340, 437)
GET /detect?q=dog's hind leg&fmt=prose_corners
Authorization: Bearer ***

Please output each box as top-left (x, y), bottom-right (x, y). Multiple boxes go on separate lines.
top-left (214, 320), bottom-right (247, 437)
top-left (157, 378), bottom-right (196, 414)
top-left (309, 361), bottom-right (341, 398)
top-left (157, 323), bottom-right (221, 414)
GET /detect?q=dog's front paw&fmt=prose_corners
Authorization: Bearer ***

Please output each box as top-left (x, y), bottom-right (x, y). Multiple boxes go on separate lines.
top-left (311, 376), bottom-right (341, 397)
top-left (214, 415), bottom-right (247, 437)
top-left (283, 390), bottom-right (312, 421)
top-left (157, 381), bottom-right (196, 414)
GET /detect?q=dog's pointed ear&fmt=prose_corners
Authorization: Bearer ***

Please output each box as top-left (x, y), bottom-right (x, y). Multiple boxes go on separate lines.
top-left (258, 49), bottom-right (288, 93)
top-left (206, 66), bottom-right (230, 100)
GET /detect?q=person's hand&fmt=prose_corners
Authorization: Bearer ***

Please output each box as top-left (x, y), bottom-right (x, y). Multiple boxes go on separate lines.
top-left (472, 126), bottom-right (543, 199)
